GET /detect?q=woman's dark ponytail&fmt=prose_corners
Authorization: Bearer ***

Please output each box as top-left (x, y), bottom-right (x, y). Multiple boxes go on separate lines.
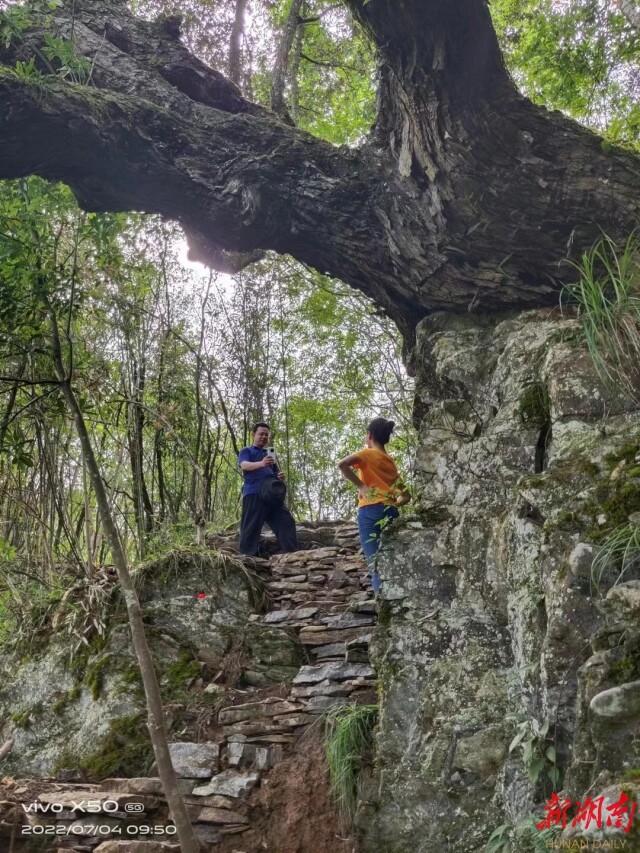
top-left (367, 417), bottom-right (395, 446)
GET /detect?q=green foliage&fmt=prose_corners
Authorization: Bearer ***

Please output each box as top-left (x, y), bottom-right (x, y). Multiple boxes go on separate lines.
top-left (563, 233), bottom-right (640, 404)
top-left (41, 33), bottom-right (91, 83)
top-left (491, 0), bottom-right (640, 148)
top-left (324, 703), bottom-right (378, 825)
top-left (486, 816), bottom-right (562, 853)
top-left (486, 823), bottom-right (513, 853)
top-left (0, 0), bottom-right (90, 85)
top-left (509, 717), bottom-right (560, 789)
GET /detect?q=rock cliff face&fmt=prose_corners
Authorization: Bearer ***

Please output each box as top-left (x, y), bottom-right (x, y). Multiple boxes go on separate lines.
top-left (362, 309), bottom-right (640, 852)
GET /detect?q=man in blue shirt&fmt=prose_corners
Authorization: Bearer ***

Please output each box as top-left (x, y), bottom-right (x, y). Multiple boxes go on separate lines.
top-left (238, 422), bottom-right (298, 556)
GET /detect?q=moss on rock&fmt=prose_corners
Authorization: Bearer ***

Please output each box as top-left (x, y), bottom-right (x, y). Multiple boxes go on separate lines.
top-left (54, 713), bottom-right (152, 780)
top-left (519, 383), bottom-right (551, 427)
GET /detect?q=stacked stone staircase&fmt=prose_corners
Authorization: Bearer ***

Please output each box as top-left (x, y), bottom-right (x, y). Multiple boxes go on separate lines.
top-left (0, 521), bottom-right (378, 852)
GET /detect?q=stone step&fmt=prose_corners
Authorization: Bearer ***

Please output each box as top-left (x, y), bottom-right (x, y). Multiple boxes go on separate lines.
top-left (198, 805), bottom-right (248, 825)
top-left (192, 771), bottom-right (259, 798)
top-left (168, 742), bottom-right (219, 778)
top-left (320, 613), bottom-right (377, 629)
top-left (293, 662), bottom-right (376, 685)
top-left (262, 607), bottom-right (318, 625)
top-left (218, 699), bottom-right (302, 725)
top-left (299, 626), bottom-right (375, 645)
top-left (311, 642), bottom-right (347, 660)
top-left (291, 678), bottom-right (376, 698)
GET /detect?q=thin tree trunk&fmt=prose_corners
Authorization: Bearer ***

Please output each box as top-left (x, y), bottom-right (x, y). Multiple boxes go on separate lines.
top-left (289, 1), bottom-right (305, 124)
top-left (44, 297), bottom-right (199, 853)
top-left (228, 0), bottom-right (247, 87)
top-left (270, 0), bottom-right (304, 120)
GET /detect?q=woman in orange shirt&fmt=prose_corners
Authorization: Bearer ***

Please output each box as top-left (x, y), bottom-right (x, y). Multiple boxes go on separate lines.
top-left (338, 417), bottom-right (410, 593)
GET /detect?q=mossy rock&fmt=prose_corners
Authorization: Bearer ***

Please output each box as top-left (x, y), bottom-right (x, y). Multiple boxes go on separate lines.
top-left (603, 443), bottom-right (640, 471)
top-left (54, 713), bottom-right (153, 780)
top-left (10, 703), bottom-right (41, 728)
top-left (519, 383), bottom-right (551, 427)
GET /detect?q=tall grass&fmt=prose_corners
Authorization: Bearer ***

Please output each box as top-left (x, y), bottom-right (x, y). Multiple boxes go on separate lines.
top-left (591, 520), bottom-right (640, 591)
top-left (563, 232), bottom-right (640, 403)
top-left (324, 703), bottom-right (378, 825)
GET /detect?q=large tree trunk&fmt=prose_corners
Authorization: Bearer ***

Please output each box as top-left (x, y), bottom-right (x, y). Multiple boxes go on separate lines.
top-left (0, 0), bottom-right (639, 336)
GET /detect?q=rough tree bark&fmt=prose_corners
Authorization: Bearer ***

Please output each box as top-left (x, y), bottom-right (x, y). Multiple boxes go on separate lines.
top-left (0, 0), bottom-right (639, 337)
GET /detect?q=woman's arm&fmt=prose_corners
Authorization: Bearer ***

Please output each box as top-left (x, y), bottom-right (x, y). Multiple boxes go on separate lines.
top-left (338, 453), bottom-right (369, 500)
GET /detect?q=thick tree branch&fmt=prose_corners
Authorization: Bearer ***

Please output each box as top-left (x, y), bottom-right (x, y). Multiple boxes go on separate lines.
top-left (0, 0), bottom-right (639, 335)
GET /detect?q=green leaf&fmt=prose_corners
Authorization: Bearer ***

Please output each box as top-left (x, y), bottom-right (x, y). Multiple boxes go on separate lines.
top-left (528, 756), bottom-right (545, 784)
top-left (548, 765), bottom-right (561, 786)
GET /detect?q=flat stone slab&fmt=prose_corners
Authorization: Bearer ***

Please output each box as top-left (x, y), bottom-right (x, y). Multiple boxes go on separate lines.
top-left (245, 733), bottom-right (295, 743)
top-left (198, 806), bottom-right (248, 824)
top-left (321, 613), bottom-right (376, 629)
top-left (184, 794), bottom-right (236, 809)
top-left (299, 627), bottom-right (374, 646)
top-left (313, 642), bottom-right (347, 659)
top-left (306, 695), bottom-right (351, 712)
top-left (222, 720), bottom-right (287, 738)
top-left (100, 778), bottom-right (163, 795)
top-left (293, 662), bottom-right (376, 685)
top-left (192, 771), bottom-right (259, 798)
top-left (263, 607), bottom-right (318, 624)
top-left (291, 679), bottom-right (369, 698)
top-left (168, 742), bottom-right (219, 778)
top-left (262, 609), bottom-right (293, 623)
top-left (218, 699), bottom-right (301, 725)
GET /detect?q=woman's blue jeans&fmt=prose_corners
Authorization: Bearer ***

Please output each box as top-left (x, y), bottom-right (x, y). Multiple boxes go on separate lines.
top-left (357, 503), bottom-right (399, 593)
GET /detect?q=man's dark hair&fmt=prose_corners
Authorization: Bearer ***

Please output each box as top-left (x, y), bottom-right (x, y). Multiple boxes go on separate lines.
top-left (252, 422), bottom-right (270, 434)
top-left (367, 417), bottom-right (395, 446)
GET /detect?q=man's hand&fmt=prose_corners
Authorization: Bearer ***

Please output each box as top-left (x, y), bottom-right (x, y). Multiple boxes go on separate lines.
top-left (262, 456), bottom-right (275, 467)
top-left (277, 472), bottom-right (286, 480)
